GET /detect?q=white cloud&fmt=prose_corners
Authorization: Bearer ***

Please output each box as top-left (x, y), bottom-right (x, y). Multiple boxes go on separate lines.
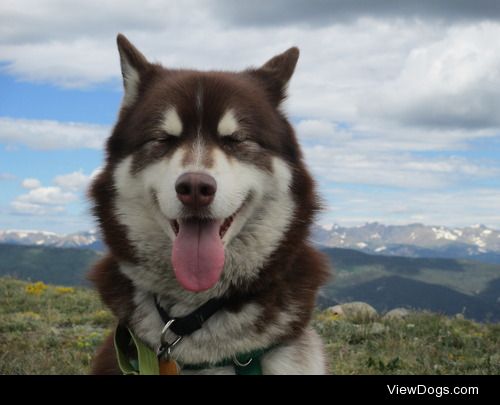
top-left (10, 201), bottom-right (65, 216)
top-left (0, 0), bottom-right (211, 87)
top-left (364, 22), bottom-right (500, 130)
top-left (296, 119), bottom-right (336, 139)
top-left (1, 2), bottom-right (500, 142)
top-left (297, 117), bottom-right (500, 191)
top-left (16, 186), bottom-right (76, 205)
top-left (1, 40), bottom-right (118, 88)
top-left (2, 3), bottom-right (500, 142)
top-left (0, 172), bottom-right (16, 181)
top-left (0, 117), bottom-right (109, 150)
top-left (11, 170), bottom-right (98, 216)
top-left (0, 0), bottom-right (186, 44)
top-left (54, 170), bottom-right (92, 192)
top-left (11, 185), bottom-right (74, 216)
top-left (303, 145), bottom-right (499, 189)
top-left (295, 119), bottom-right (353, 143)
top-left (318, 187), bottom-right (500, 229)
top-left (22, 178), bottom-right (41, 189)
top-left (0, 4), bottom-right (432, 88)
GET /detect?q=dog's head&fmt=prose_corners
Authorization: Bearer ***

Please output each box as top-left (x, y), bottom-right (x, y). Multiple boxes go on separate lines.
top-left (91, 35), bottom-right (317, 296)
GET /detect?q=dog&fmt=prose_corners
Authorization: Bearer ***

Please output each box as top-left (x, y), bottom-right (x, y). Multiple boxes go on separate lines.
top-left (88, 34), bottom-right (330, 374)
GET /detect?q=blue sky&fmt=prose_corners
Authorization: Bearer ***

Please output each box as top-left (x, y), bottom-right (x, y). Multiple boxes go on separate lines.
top-left (0, 73), bottom-right (119, 232)
top-left (1, 1), bottom-right (500, 233)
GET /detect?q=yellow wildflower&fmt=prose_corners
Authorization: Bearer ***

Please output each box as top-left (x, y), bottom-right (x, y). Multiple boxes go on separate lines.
top-left (55, 286), bottom-right (75, 294)
top-left (19, 311), bottom-right (41, 320)
top-left (25, 281), bottom-right (48, 296)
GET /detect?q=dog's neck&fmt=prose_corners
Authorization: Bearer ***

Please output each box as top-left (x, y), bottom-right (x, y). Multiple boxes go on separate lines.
top-left (123, 278), bottom-right (290, 365)
top-left (90, 235), bottom-right (328, 366)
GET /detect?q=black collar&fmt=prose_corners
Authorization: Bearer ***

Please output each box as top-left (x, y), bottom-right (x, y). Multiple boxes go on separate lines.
top-left (154, 295), bottom-right (226, 337)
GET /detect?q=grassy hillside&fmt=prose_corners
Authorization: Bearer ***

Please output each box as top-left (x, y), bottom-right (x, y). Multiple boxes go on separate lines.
top-left (322, 275), bottom-right (500, 322)
top-left (1, 243), bottom-right (499, 322)
top-left (0, 244), bottom-right (101, 286)
top-left (321, 248), bottom-right (500, 322)
top-left (0, 277), bottom-right (112, 374)
top-left (1, 277), bottom-right (499, 375)
top-left (322, 247), bottom-right (500, 294)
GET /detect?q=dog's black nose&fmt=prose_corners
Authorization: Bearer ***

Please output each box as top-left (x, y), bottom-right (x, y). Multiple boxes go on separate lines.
top-left (175, 172), bottom-right (217, 209)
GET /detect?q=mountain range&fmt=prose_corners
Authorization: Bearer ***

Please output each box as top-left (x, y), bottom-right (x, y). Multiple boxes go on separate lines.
top-left (1, 224), bottom-right (500, 322)
top-left (0, 229), bottom-right (104, 251)
top-left (2, 223), bottom-right (500, 264)
top-left (311, 223), bottom-right (500, 264)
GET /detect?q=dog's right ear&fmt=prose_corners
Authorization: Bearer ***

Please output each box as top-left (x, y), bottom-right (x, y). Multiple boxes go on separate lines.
top-left (116, 34), bottom-right (150, 107)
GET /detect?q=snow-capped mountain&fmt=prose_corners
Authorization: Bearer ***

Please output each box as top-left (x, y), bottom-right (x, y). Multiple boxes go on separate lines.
top-left (0, 229), bottom-right (102, 250)
top-left (311, 223), bottom-right (500, 263)
top-left (2, 223), bottom-right (500, 263)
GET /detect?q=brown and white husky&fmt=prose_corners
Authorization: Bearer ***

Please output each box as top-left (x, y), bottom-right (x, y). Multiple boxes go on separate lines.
top-left (89, 34), bottom-right (330, 374)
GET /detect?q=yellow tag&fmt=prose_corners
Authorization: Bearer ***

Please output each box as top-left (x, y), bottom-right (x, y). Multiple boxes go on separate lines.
top-left (159, 359), bottom-right (180, 375)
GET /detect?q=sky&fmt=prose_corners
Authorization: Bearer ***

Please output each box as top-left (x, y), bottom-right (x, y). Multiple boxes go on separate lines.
top-left (1, 0), bottom-right (500, 233)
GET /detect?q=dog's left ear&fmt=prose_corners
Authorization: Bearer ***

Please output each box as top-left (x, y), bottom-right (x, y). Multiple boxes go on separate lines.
top-left (248, 47), bottom-right (300, 106)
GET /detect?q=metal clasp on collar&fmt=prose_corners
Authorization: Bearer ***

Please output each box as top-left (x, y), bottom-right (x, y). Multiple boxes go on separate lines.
top-left (232, 355), bottom-right (253, 367)
top-left (157, 319), bottom-right (183, 359)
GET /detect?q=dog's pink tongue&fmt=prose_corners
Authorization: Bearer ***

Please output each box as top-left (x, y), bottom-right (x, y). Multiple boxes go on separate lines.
top-left (172, 219), bottom-right (225, 292)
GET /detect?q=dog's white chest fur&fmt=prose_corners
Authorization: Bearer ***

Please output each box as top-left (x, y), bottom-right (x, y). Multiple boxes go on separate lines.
top-left (126, 285), bottom-right (326, 375)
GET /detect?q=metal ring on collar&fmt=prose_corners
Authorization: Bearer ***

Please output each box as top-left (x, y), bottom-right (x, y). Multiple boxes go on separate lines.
top-left (157, 319), bottom-right (183, 358)
top-left (232, 355), bottom-right (253, 367)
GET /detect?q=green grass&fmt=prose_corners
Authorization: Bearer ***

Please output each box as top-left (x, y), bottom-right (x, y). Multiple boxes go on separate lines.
top-left (1, 277), bottom-right (499, 375)
top-left (0, 277), bottom-right (112, 374)
top-left (315, 312), bottom-right (500, 374)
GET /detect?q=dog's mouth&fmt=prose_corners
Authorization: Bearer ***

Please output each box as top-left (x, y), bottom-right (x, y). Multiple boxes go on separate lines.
top-left (170, 213), bottom-right (236, 239)
top-left (169, 199), bottom-right (247, 293)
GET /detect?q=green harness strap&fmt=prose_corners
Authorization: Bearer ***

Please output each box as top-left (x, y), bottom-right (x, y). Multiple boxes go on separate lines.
top-left (181, 346), bottom-right (274, 375)
top-left (114, 324), bottom-right (159, 375)
top-left (114, 325), bottom-right (275, 375)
